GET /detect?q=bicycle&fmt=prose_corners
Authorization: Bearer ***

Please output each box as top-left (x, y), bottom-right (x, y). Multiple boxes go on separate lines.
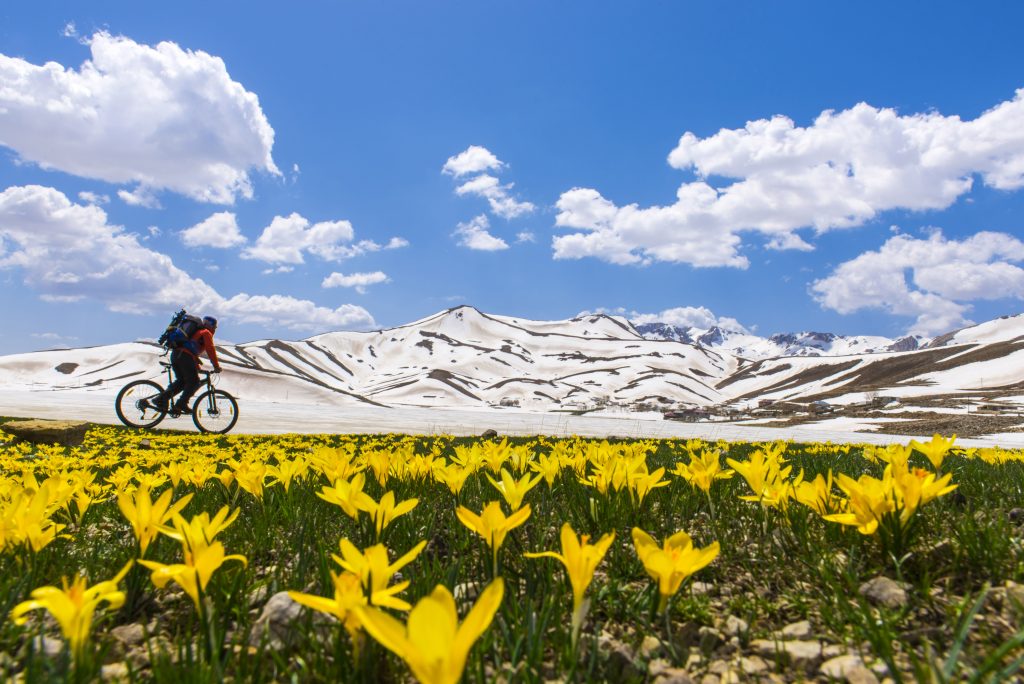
top-left (114, 361), bottom-right (240, 434)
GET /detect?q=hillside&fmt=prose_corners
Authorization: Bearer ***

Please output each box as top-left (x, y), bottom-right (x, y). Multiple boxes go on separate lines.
top-left (1, 307), bottom-right (1022, 412)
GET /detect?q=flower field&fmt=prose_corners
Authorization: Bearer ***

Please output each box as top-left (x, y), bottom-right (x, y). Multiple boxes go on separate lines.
top-left (1, 423), bottom-right (1023, 682)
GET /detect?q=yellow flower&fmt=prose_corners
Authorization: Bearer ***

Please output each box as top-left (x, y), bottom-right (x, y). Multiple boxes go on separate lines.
top-left (11, 562), bottom-right (132, 657)
top-left (356, 579), bottom-right (504, 684)
top-left (289, 571), bottom-right (366, 646)
top-left (333, 539), bottom-right (427, 610)
top-left (0, 480), bottom-right (67, 552)
top-left (457, 501), bottom-right (531, 574)
top-left (140, 507), bottom-right (246, 608)
top-left (487, 468), bottom-right (542, 511)
top-left (364, 491), bottom-right (419, 538)
top-left (909, 434), bottom-right (957, 470)
top-left (525, 522), bottom-right (614, 645)
top-left (317, 472), bottom-right (375, 520)
top-left (632, 528), bottom-right (719, 613)
top-left (727, 450), bottom-right (794, 509)
top-left (672, 449), bottom-right (734, 493)
top-left (433, 463), bottom-right (473, 496)
top-left (266, 457), bottom-right (308, 491)
top-left (629, 466), bottom-right (670, 505)
top-left (527, 452), bottom-right (561, 487)
top-left (792, 470), bottom-right (839, 515)
top-left (117, 485), bottom-right (193, 556)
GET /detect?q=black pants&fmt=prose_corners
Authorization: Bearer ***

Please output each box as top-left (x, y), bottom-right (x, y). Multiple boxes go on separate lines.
top-left (158, 349), bottom-right (200, 411)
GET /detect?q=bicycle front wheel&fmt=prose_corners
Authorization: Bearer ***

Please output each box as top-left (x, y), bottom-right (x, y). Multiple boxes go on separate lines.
top-left (191, 389), bottom-right (239, 434)
top-left (115, 380), bottom-right (167, 429)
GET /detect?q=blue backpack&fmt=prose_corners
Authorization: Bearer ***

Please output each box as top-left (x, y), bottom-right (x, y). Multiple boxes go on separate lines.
top-left (158, 310), bottom-right (204, 353)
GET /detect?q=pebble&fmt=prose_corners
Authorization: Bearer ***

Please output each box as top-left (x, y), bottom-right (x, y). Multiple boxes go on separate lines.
top-left (858, 576), bottom-right (908, 610)
top-left (721, 615), bottom-right (748, 638)
top-left (101, 662), bottom-right (129, 682)
top-left (780, 619), bottom-right (811, 639)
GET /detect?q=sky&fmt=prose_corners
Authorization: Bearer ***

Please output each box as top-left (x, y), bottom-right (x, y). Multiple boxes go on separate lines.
top-left (1, 2), bottom-right (1024, 354)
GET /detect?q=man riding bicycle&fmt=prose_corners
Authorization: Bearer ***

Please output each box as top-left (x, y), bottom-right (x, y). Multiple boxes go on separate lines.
top-left (148, 315), bottom-right (222, 416)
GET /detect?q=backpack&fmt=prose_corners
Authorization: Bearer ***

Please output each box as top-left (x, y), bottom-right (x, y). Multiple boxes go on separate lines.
top-left (158, 310), bottom-right (204, 352)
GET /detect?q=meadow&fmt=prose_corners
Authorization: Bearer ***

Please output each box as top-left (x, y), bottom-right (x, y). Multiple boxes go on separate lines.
top-left (1, 423), bottom-right (1022, 683)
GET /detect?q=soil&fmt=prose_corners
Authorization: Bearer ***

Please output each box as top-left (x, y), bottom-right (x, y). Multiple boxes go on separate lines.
top-left (867, 414), bottom-right (1024, 437)
top-left (743, 409), bottom-right (1024, 438)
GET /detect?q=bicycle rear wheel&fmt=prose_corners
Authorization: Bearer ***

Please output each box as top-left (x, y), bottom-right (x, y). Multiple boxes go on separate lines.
top-left (191, 389), bottom-right (239, 434)
top-left (115, 380), bottom-right (167, 429)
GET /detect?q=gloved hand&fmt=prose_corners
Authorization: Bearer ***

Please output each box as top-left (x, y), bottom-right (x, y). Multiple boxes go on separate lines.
top-left (213, 367), bottom-right (222, 373)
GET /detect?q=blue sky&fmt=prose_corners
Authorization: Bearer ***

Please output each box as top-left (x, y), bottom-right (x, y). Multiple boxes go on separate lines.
top-left (2, 2), bottom-right (1023, 354)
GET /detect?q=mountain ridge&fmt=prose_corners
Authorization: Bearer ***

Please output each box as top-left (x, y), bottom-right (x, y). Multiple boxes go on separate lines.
top-left (1, 306), bottom-right (1022, 412)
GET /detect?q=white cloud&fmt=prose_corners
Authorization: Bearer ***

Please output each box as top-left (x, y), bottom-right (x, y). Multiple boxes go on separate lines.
top-left (555, 89), bottom-right (1024, 267)
top-left (445, 145), bottom-right (535, 220)
top-left (62, 23), bottom-right (77, 38)
top-left (442, 145), bottom-right (504, 177)
top-left (32, 332), bottom-right (78, 341)
top-left (241, 213), bottom-right (406, 264)
top-left (455, 174), bottom-right (535, 219)
top-left (322, 271), bottom-right (390, 294)
top-left (261, 265), bottom-right (294, 275)
top-left (0, 185), bottom-right (374, 331)
top-left (624, 306), bottom-right (749, 332)
top-left (811, 231), bottom-right (1024, 335)
top-left (78, 191), bottom-right (109, 205)
top-left (452, 215), bottom-right (508, 251)
top-left (117, 187), bottom-right (161, 209)
top-left (516, 231), bottom-right (536, 243)
top-left (0, 32), bottom-right (278, 204)
top-left (181, 211), bottom-right (246, 248)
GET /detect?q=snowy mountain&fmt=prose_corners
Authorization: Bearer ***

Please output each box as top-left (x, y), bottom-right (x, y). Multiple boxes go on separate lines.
top-left (633, 322), bottom-right (926, 359)
top-left (1, 306), bottom-right (1022, 412)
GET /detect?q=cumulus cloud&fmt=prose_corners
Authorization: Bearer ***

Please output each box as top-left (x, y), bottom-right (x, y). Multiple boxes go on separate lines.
top-left (445, 145), bottom-right (535, 220)
top-left (583, 305), bottom-right (748, 332)
top-left (455, 174), bottom-right (535, 219)
top-left (0, 185), bottom-right (374, 331)
top-left (811, 231), bottom-right (1024, 335)
top-left (180, 211), bottom-right (247, 248)
top-left (78, 191), bottom-right (109, 205)
top-left (452, 215), bottom-right (509, 251)
top-left (0, 32), bottom-right (278, 204)
top-left (241, 213), bottom-right (406, 264)
top-left (442, 145), bottom-right (504, 177)
top-left (555, 89), bottom-right (1024, 267)
top-left (322, 271), bottom-right (390, 294)
top-left (628, 306), bottom-right (749, 332)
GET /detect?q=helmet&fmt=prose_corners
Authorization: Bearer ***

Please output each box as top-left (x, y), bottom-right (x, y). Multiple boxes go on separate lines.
top-left (202, 316), bottom-right (218, 331)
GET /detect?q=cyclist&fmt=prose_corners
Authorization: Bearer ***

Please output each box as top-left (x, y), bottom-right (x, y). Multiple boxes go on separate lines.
top-left (149, 315), bottom-right (223, 416)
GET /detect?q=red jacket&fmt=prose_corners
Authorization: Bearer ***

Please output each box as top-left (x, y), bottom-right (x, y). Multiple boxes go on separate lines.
top-left (184, 328), bottom-right (221, 371)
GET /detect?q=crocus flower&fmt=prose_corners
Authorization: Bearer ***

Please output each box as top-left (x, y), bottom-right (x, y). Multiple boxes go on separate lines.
top-left (11, 562), bottom-right (133, 658)
top-left (333, 539), bottom-right (427, 610)
top-left (632, 527), bottom-right (719, 613)
top-left (356, 579), bottom-right (504, 684)
top-left (117, 485), bottom-right (193, 556)
top-left (525, 522), bottom-right (614, 646)
top-left (364, 491), bottom-right (419, 538)
top-left (317, 472), bottom-right (375, 520)
top-left (909, 434), bottom-right (957, 470)
top-left (290, 571), bottom-right (366, 647)
top-left (487, 468), bottom-right (542, 511)
top-left (457, 501), bottom-right (531, 575)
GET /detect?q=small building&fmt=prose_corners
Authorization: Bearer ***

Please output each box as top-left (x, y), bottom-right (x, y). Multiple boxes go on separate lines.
top-left (810, 400), bottom-right (834, 414)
